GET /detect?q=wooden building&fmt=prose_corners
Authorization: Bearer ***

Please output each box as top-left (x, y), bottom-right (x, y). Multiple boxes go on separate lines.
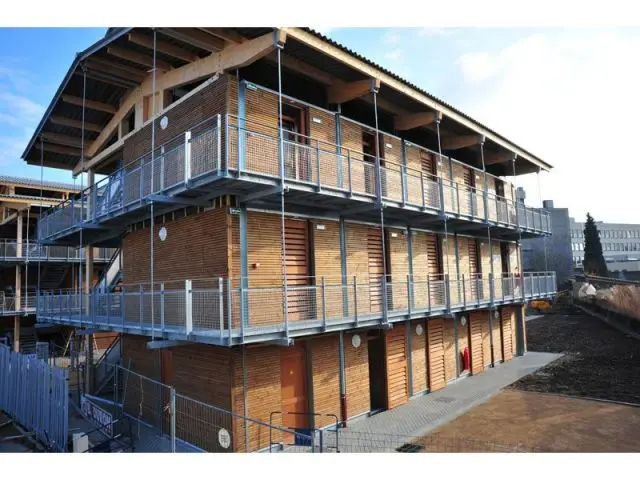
top-left (22, 28), bottom-right (556, 451)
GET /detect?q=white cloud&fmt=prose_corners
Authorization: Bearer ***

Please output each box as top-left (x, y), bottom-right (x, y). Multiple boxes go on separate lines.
top-left (453, 29), bottom-right (640, 223)
top-left (383, 49), bottom-right (403, 61)
top-left (382, 31), bottom-right (401, 44)
top-left (418, 27), bottom-right (459, 37)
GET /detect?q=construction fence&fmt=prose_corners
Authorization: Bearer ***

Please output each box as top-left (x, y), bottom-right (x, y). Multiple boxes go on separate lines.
top-left (0, 344), bottom-right (69, 452)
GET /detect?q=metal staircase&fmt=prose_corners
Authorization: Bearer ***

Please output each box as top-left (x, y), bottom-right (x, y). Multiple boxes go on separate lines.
top-left (39, 264), bottom-right (70, 290)
top-left (96, 249), bottom-right (122, 293)
top-left (19, 328), bottom-right (38, 354)
top-left (93, 334), bottom-right (122, 396)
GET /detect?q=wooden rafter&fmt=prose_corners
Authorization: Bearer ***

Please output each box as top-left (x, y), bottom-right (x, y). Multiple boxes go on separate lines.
top-left (159, 28), bottom-right (226, 52)
top-left (484, 151), bottom-right (515, 166)
top-left (106, 45), bottom-right (173, 71)
top-left (394, 111), bottom-right (442, 131)
top-left (198, 28), bottom-right (245, 44)
top-left (49, 116), bottom-right (103, 133)
top-left (61, 94), bottom-right (117, 114)
top-left (78, 30), bottom-right (285, 171)
top-left (41, 132), bottom-right (88, 149)
top-left (77, 70), bottom-right (138, 89)
top-left (88, 57), bottom-right (148, 78)
top-left (441, 134), bottom-right (484, 150)
top-left (327, 78), bottom-right (380, 104)
top-left (127, 32), bottom-right (199, 63)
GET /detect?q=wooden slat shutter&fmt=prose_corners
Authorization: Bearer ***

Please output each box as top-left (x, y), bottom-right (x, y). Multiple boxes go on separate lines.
top-left (285, 219), bottom-right (310, 321)
top-left (501, 309), bottom-right (514, 361)
top-left (427, 319), bottom-right (446, 391)
top-left (368, 227), bottom-right (385, 313)
top-left (469, 313), bottom-right (484, 374)
top-left (385, 328), bottom-right (408, 409)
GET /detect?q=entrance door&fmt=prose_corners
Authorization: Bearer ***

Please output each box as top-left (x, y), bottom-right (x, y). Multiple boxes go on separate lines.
top-left (368, 228), bottom-right (387, 313)
top-left (385, 327), bottom-right (408, 409)
top-left (281, 343), bottom-right (309, 443)
top-left (362, 131), bottom-right (385, 197)
top-left (462, 166), bottom-right (476, 216)
top-left (420, 150), bottom-right (438, 207)
top-left (500, 308), bottom-right (514, 361)
top-left (500, 242), bottom-right (511, 296)
top-left (468, 239), bottom-right (481, 301)
top-left (367, 330), bottom-right (387, 412)
top-left (282, 103), bottom-right (310, 182)
top-left (426, 234), bottom-right (444, 305)
top-left (495, 179), bottom-right (507, 222)
top-left (285, 219), bottom-right (311, 322)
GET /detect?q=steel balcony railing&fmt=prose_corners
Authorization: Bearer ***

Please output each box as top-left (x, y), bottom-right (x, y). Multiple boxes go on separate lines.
top-left (37, 113), bottom-right (551, 244)
top-left (0, 294), bottom-right (37, 315)
top-left (0, 239), bottom-right (116, 262)
top-left (36, 272), bottom-right (556, 344)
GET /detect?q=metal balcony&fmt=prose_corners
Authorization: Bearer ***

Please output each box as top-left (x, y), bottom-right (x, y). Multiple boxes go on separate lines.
top-left (0, 294), bottom-right (37, 316)
top-left (37, 271), bottom-right (556, 346)
top-left (37, 114), bottom-right (551, 247)
top-left (0, 239), bottom-right (115, 264)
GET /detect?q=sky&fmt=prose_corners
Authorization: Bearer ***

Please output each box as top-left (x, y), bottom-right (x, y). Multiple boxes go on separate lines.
top-left (1, 26), bottom-right (639, 223)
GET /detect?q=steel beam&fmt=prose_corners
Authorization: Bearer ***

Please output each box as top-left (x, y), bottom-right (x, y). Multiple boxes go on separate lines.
top-left (146, 340), bottom-right (190, 349)
top-left (147, 194), bottom-right (211, 207)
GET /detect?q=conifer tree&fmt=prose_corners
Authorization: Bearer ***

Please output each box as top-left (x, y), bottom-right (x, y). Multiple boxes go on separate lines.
top-left (582, 213), bottom-right (608, 276)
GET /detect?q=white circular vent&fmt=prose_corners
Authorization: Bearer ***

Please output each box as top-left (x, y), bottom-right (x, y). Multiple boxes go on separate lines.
top-left (160, 116), bottom-right (169, 130)
top-left (351, 334), bottom-right (361, 349)
top-left (460, 315), bottom-right (467, 327)
top-left (416, 324), bottom-right (424, 336)
top-left (494, 310), bottom-right (500, 320)
top-left (218, 428), bottom-right (231, 449)
top-left (159, 226), bottom-right (167, 242)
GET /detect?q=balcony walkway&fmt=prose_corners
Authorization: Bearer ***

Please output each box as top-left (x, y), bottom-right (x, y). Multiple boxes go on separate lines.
top-left (317, 351), bottom-right (563, 453)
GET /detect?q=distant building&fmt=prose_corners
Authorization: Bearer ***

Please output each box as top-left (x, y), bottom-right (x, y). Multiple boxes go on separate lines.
top-left (519, 189), bottom-right (573, 288)
top-left (570, 218), bottom-right (640, 275)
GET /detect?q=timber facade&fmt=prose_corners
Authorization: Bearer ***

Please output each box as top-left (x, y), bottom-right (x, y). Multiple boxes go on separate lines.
top-left (23, 28), bottom-right (555, 451)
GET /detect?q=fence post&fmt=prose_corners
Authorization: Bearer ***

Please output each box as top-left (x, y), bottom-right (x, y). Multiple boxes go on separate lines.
top-left (170, 387), bottom-right (176, 453)
top-left (184, 131), bottom-right (192, 185)
top-left (321, 276), bottom-right (327, 330)
top-left (185, 280), bottom-right (193, 335)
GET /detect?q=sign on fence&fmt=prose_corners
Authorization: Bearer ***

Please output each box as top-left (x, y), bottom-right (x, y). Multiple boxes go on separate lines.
top-left (80, 395), bottom-right (113, 437)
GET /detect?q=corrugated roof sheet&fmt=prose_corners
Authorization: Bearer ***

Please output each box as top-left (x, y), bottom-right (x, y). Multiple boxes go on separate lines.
top-left (0, 175), bottom-right (79, 191)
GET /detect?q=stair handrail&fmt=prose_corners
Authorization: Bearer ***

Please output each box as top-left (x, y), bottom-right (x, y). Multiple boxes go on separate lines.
top-left (97, 248), bottom-right (122, 293)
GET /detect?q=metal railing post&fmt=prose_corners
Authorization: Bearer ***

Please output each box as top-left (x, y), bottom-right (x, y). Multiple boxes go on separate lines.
top-left (316, 140), bottom-right (321, 189)
top-left (226, 278), bottom-right (233, 341)
top-left (160, 283), bottom-right (165, 334)
top-left (420, 174), bottom-right (426, 209)
top-left (444, 273), bottom-right (451, 311)
top-left (321, 276), bottom-right (327, 330)
top-left (139, 285), bottom-right (143, 328)
top-left (218, 277), bottom-right (224, 337)
top-left (120, 290), bottom-right (125, 331)
top-left (462, 274), bottom-right (466, 308)
top-left (427, 276), bottom-right (431, 312)
top-left (347, 150), bottom-right (352, 195)
top-left (511, 274), bottom-right (516, 300)
top-left (185, 280), bottom-right (193, 335)
top-left (455, 183), bottom-right (461, 215)
top-left (170, 387), bottom-right (176, 453)
top-left (407, 274), bottom-right (412, 316)
top-left (353, 275), bottom-right (358, 325)
top-left (184, 131), bottom-right (192, 185)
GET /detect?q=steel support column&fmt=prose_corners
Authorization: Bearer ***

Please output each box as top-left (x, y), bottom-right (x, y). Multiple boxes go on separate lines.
top-left (335, 105), bottom-right (343, 188)
top-left (339, 217), bottom-right (349, 316)
top-left (338, 331), bottom-right (347, 426)
top-left (238, 80), bottom-right (247, 172)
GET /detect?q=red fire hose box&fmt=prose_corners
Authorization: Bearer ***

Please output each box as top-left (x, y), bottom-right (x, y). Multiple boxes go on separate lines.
top-left (462, 347), bottom-right (470, 371)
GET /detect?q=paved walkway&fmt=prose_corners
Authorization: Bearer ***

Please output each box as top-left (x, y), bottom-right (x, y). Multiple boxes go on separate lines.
top-left (326, 351), bottom-right (562, 452)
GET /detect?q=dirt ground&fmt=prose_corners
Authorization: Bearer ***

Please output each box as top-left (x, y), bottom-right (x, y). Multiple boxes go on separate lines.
top-left (510, 309), bottom-right (640, 404)
top-left (415, 309), bottom-right (640, 452)
top-left (418, 390), bottom-right (640, 452)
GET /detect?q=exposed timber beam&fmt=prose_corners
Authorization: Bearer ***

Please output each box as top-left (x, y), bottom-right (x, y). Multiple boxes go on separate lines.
top-left (88, 57), bottom-right (148, 79)
top-left (106, 45), bottom-right (173, 71)
top-left (283, 27), bottom-right (550, 172)
top-left (160, 28), bottom-right (226, 52)
top-left (484, 151), bottom-right (516, 166)
top-left (128, 32), bottom-right (199, 63)
top-left (79, 30), bottom-right (286, 171)
top-left (61, 94), bottom-right (117, 114)
top-left (49, 116), bottom-right (103, 133)
top-left (36, 142), bottom-right (83, 157)
top-left (41, 132), bottom-right (89, 149)
top-left (441, 134), bottom-right (484, 150)
top-left (198, 28), bottom-right (245, 44)
top-left (327, 78), bottom-right (380, 104)
top-left (76, 70), bottom-right (138, 89)
top-left (394, 111), bottom-right (442, 131)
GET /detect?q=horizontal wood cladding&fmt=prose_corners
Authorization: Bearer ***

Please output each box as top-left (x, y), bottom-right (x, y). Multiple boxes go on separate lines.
top-left (492, 312), bottom-right (503, 363)
top-left (457, 315), bottom-right (470, 375)
top-left (410, 320), bottom-right (428, 395)
top-left (469, 312), bottom-right (484, 374)
top-left (122, 207), bottom-right (229, 285)
top-left (94, 332), bottom-right (118, 350)
top-left (310, 335), bottom-right (341, 428)
top-left (310, 220), bottom-right (342, 319)
top-left (501, 307), bottom-right (514, 361)
top-left (443, 317), bottom-right (456, 382)
top-left (123, 75), bottom-right (231, 168)
top-left (344, 332), bottom-right (370, 418)
top-left (385, 327), bottom-right (408, 409)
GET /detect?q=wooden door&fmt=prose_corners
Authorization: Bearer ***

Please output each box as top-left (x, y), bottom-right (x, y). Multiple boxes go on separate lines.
top-left (420, 151), bottom-right (438, 207)
top-left (468, 239), bottom-right (480, 301)
top-left (501, 309), bottom-right (514, 361)
top-left (280, 343), bottom-right (309, 442)
top-left (426, 234), bottom-right (444, 306)
top-left (285, 219), bottom-right (311, 321)
top-left (368, 228), bottom-right (385, 313)
top-left (462, 167), bottom-right (476, 215)
top-left (282, 103), bottom-right (310, 182)
top-left (469, 314), bottom-right (484, 374)
top-left (427, 319), bottom-right (446, 391)
top-left (385, 327), bottom-right (408, 409)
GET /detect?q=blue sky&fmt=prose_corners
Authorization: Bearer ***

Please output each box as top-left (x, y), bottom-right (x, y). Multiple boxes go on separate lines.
top-left (1, 27), bottom-right (639, 222)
